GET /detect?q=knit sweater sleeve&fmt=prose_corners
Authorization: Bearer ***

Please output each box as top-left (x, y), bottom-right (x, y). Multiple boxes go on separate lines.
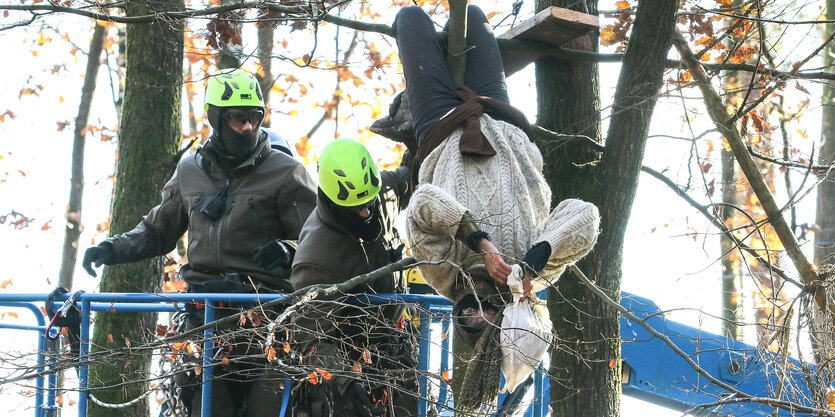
top-left (406, 184), bottom-right (473, 300)
top-left (532, 198), bottom-right (600, 283)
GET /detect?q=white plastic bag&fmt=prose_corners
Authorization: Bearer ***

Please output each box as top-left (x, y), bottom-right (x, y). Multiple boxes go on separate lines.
top-left (499, 265), bottom-right (553, 393)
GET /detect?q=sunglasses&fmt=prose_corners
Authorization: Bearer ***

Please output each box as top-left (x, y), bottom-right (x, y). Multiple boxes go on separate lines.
top-left (223, 109), bottom-right (265, 125)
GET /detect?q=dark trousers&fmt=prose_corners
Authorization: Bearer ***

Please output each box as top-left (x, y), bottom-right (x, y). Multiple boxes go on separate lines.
top-left (393, 5), bottom-right (509, 144)
top-left (184, 307), bottom-right (286, 417)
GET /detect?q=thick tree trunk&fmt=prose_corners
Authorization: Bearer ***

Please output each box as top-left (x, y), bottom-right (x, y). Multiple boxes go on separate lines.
top-left (533, 0), bottom-right (601, 206)
top-left (817, 0), bottom-right (835, 280)
top-left (532, 1), bottom-right (601, 415)
top-left (58, 24), bottom-right (106, 290)
top-left (811, 0), bottom-right (835, 363)
top-left (87, 1), bottom-right (183, 415)
top-left (538, 1), bottom-right (678, 416)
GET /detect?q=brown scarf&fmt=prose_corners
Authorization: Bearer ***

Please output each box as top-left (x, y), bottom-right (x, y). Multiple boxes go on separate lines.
top-left (413, 86), bottom-right (534, 185)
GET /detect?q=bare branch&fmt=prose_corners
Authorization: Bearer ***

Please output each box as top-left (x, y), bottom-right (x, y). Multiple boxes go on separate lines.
top-left (569, 264), bottom-right (835, 417)
top-left (673, 30), bottom-right (830, 317)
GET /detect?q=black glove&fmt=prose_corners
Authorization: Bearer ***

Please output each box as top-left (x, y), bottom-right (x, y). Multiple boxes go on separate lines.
top-left (400, 149), bottom-right (413, 168)
top-left (522, 241), bottom-right (552, 274)
top-left (253, 240), bottom-right (294, 270)
top-left (82, 243), bottom-right (114, 277)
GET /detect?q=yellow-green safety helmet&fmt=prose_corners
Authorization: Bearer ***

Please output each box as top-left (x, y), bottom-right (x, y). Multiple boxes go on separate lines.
top-left (204, 68), bottom-right (264, 110)
top-left (318, 139), bottom-right (381, 207)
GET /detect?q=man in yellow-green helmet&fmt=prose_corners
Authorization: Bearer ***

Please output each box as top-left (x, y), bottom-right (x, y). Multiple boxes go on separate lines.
top-left (289, 138), bottom-right (417, 417)
top-left (82, 68), bottom-right (317, 416)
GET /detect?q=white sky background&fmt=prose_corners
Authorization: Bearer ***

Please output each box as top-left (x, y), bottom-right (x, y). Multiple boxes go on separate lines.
top-left (0, 0), bottom-right (828, 415)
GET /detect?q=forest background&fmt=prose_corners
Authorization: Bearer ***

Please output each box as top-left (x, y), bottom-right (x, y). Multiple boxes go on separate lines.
top-left (0, 0), bottom-right (831, 415)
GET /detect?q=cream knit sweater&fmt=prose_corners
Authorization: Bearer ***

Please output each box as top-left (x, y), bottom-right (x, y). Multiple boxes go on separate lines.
top-left (406, 114), bottom-right (600, 300)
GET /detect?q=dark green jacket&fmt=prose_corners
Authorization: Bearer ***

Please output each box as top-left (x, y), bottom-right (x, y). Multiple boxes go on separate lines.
top-left (107, 135), bottom-right (317, 291)
top-left (290, 166), bottom-right (411, 293)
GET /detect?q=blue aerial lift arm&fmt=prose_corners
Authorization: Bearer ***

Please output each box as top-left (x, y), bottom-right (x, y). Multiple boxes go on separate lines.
top-left (619, 291), bottom-right (819, 416)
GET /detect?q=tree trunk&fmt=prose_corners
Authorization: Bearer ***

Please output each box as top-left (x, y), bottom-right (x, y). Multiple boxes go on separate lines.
top-left (538, 1), bottom-right (678, 416)
top-left (817, 0), bottom-right (835, 282)
top-left (720, 14), bottom-right (744, 340)
top-left (446, 0), bottom-right (468, 88)
top-left (811, 0), bottom-right (835, 363)
top-left (533, 0), bottom-right (601, 206)
top-left (58, 23), bottom-right (107, 290)
top-left (257, 21), bottom-right (275, 127)
top-left (87, 1), bottom-right (183, 415)
top-left (720, 145), bottom-right (743, 340)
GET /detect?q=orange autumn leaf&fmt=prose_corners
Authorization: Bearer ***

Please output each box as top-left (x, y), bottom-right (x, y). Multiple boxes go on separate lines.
top-left (283, 343), bottom-right (291, 353)
top-left (266, 347), bottom-right (276, 361)
top-left (0, 110), bottom-right (16, 122)
top-left (308, 371), bottom-right (320, 384)
top-left (221, 357), bottom-right (229, 365)
top-left (107, 334), bottom-right (114, 343)
top-left (441, 369), bottom-right (451, 382)
top-left (316, 368), bottom-right (333, 381)
top-left (609, 359), bottom-right (617, 369)
top-left (827, 390), bottom-right (835, 409)
top-left (615, 0), bottom-right (630, 9)
top-left (362, 349), bottom-right (372, 364)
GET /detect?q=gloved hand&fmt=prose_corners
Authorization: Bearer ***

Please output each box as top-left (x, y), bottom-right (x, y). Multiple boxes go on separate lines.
top-left (400, 149), bottom-right (413, 168)
top-left (253, 240), bottom-right (294, 270)
top-left (82, 243), bottom-right (114, 277)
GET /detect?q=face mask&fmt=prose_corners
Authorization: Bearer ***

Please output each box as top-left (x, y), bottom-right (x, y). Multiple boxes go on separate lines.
top-left (216, 109), bottom-right (265, 159)
top-left (322, 190), bottom-right (384, 241)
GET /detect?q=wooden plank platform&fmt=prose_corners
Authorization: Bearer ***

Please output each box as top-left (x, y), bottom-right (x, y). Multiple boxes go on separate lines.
top-left (498, 6), bottom-right (599, 76)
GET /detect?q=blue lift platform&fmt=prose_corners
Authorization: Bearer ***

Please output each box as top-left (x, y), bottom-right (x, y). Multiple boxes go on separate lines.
top-left (0, 291), bottom-right (822, 416)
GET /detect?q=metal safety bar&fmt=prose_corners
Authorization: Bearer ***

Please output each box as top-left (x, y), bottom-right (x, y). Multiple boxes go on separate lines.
top-left (2, 292), bottom-right (495, 417)
top-left (0, 302), bottom-right (50, 417)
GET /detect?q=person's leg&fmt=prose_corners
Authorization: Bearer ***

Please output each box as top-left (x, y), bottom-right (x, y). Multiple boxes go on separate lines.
top-left (463, 5), bottom-right (509, 103)
top-left (393, 5), bottom-right (462, 143)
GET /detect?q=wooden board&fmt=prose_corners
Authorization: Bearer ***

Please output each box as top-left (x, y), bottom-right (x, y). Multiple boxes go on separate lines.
top-left (498, 7), bottom-right (599, 76)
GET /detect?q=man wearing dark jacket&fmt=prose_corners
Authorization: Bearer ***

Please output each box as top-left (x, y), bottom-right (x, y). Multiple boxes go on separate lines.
top-left (289, 138), bottom-right (415, 417)
top-left (82, 68), bottom-right (317, 416)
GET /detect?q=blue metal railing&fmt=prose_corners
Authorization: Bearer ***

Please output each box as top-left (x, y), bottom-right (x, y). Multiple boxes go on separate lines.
top-left (1, 291), bottom-right (818, 417)
top-left (2, 292), bottom-right (544, 417)
top-left (0, 301), bottom-right (50, 417)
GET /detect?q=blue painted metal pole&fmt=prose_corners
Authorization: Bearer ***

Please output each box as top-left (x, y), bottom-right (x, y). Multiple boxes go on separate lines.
top-left (533, 366), bottom-right (544, 417)
top-left (78, 299), bottom-right (91, 417)
top-left (34, 304), bottom-right (47, 417)
top-left (0, 302), bottom-right (48, 417)
top-left (201, 300), bottom-right (215, 417)
top-left (45, 337), bottom-right (59, 416)
top-left (417, 302), bottom-right (430, 417)
top-left (279, 378), bottom-right (292, 417)
top-left (0, 323), bottom-right (47, 331)
top-left (437, 312), bottom-right (450, 406)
